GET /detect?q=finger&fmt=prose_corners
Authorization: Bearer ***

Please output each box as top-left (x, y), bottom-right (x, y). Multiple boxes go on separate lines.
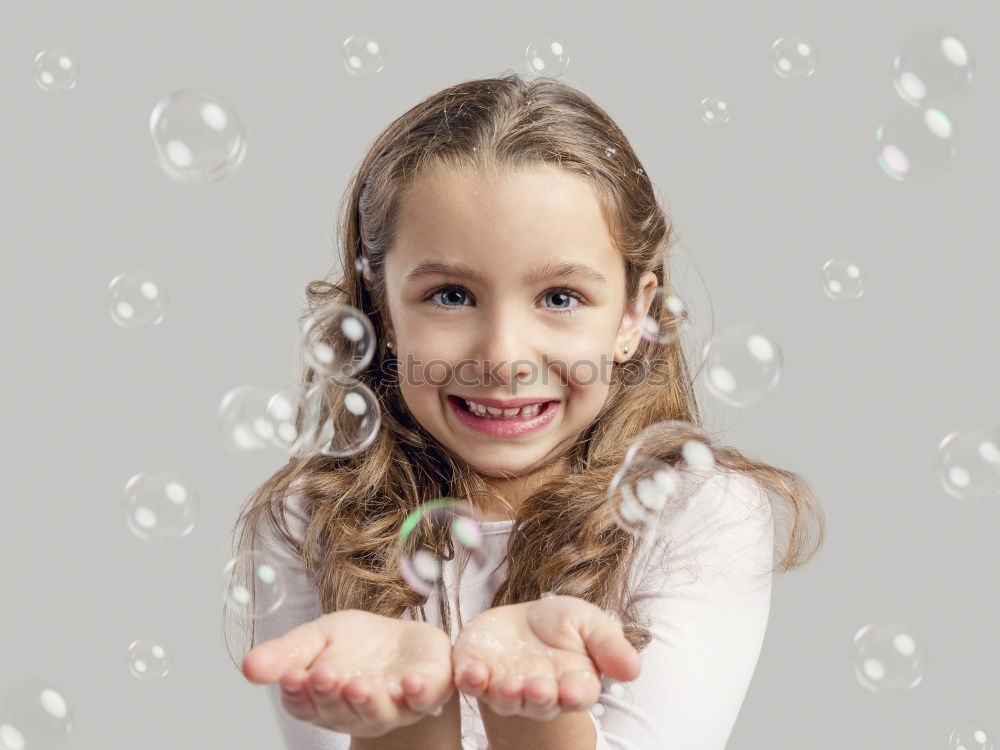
top-left (557, 670), bottom-right (601, 711)
top-left (455, 662), bottom-right (489, 699)
top-left (399, 669), bottom-right (446, 714)
top-left (305, 664), bottom-right (360, 729)
top-left (487, 674), bottom-right (524, 717)
top-left (340, 674), bottom-right (399, 729)
top-left (279, 667), bottom-right (321, 721)
top-left (522, 675), bottom-right (560, 720)
top-left (577, 614), bottom-right (641, 682)
top-left (242, 616), bottom-right (331, 684)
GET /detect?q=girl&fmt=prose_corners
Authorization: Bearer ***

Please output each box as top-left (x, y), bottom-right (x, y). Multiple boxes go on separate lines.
top-left (230, 71), bottom-right (825, 750)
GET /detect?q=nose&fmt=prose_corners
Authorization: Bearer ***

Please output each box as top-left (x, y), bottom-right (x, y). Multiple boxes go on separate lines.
top-left (475, 306), bottom-right (536, 388)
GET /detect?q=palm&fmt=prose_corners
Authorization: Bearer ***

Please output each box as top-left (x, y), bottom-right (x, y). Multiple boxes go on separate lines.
top-left (311, 612), bottom-right (452, 698)
top-left (243, 609), bottom-right (455, 737)
top-left (453, 596), bottom-right (640, 720)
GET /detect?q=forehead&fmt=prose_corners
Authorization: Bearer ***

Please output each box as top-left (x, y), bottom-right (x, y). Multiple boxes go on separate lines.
top-left (389, 165), bottom-right (623, 282)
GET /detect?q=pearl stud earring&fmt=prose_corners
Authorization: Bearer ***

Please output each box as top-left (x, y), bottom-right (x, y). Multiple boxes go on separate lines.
top-left (623, 345), bottom-right (630, 354)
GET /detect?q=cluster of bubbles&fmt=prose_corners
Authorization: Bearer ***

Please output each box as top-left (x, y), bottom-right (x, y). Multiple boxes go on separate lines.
top-left (217, 302), bottom-right (381, 458)
top-left (695, 27), bottom-right (973, 184)
top-left (878, 27), bottom-right (973, 182)
top-left (396, 499), bottom-right (492, 598)
top-left (607, 420), bottom-right (720, 539)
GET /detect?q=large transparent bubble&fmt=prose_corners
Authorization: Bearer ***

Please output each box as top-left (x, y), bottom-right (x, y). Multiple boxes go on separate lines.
top-left (892, 27), bottom-right (974, 107)
top-left (343, 33), bottom-right (385, 77)
top-left (771, 34), bottom-right (817, 81)
top-left (123, 467), bottom-right (199, 542)
top-left (107, 270), bottom-right (168, 329)
top-left (300, 303), bottom-right (376, 379)
top-left (149, 89), bottom-right (247, 183)
top-left (701, 322), bottom-right (783, 408)
top-left (821, 257), bottom-right (868, 301)
top-left (292, 377), bottom-right (382, 458)
top-left (397, 499), bottom-right (493, 597)
top-left (607, 421), bottom-right (721, 539)
top-left (223, 550), bottom-right (287, 620)
top-left (0, 678), bottom-right (73, 749)
top-left (948, 721), bottom-right (995, 750)
top-left (524, 35), bottom-right (570, 78)
top-left (876, 106), bottom-right (957, 182)
top-left (700, 97), bottom-right (731, 125)
top-left (32, 49), bottom-right (78, 93)
top-left (127, 637), bottom-right (171, 680)
top-left (849, 620), bottom-right (928, 694)
top-left (936, 426), bottom-right (1000, 502)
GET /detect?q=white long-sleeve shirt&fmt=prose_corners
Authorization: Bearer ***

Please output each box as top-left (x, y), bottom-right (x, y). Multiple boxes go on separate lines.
top-left (251, 468), bottom-right (775, 750)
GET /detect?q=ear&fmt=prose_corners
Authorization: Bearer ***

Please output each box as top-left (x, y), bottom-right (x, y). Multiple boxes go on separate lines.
top-left (615, 271), bottom-right (659, 361)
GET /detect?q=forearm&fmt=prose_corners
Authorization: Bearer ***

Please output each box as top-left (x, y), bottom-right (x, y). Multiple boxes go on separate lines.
top-left (477, 699), bottom-right (597, 750)
top-left (349, 690), bottom-right (462, 750)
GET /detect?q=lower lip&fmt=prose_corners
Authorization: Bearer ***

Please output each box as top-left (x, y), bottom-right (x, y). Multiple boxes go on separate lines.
top-left (447, 396), bottom-right (560, 438)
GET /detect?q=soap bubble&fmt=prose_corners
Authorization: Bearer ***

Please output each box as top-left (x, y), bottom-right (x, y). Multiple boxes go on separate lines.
top-left (343, 33), bottom-right (385, 76)
top-left (607, 420), bottom-right (721, 539)
top-left (149, 89), bottom-right (247, 183)
top-left (107, 270), bottom-right (168, 328)
top-left (948, 721), bottom-right (995, 750)
top-left (700, 97), bottom-right (730, 125)
top-left (850, 620), bottom-right (928, 694)
top-left (223, 550), bottom-right (287, 620)
top-left (301, 303), bottom-right (376, 379)
top-left (822, 257), bottom-right (868, 301)
top-left (525, 35), bottom-right (570, 78)
top-left (893, 27), bottom-right (973, 107)
top-left (635, 286), bottom-right (691, 347)
top-left (701, 322), bottom-right (783, 408)
top-left (127, 637), bottom-right (171, 680)
top-left (397, 499), bottom-right (492, 597)
top-left (218, 384), bottom-right (287, 452)
top-left (771, 34), bottom-right (817, 80)
top-left (33, 49), bottom-right (78, 93)
top-left (292, 376), bottom-right (381, 458)
top-left (0, 679), bottom-right (72, 749)
top-left (876, 105), bottom-right (957, 182)
top-left (123, 467), bottom-right (199, 542)
top-left (936, 426), bottom-right (1000, 501)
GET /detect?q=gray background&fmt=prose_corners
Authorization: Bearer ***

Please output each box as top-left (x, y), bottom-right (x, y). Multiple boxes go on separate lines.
top-left (2, 0), bottom-right (998, 747)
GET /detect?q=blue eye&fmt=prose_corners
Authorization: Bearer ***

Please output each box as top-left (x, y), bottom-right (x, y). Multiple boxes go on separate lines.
top-left (424, 285), bottom-right (586, 316)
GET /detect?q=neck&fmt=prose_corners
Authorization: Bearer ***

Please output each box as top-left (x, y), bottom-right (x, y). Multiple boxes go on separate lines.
top-left (476, 457), bottom-right (567, 521)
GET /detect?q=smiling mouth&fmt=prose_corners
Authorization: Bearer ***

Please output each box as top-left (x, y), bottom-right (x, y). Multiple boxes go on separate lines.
top-left (449, 396), bottom-right (557, 421)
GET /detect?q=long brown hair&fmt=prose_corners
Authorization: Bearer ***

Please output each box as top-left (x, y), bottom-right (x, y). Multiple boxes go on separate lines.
top-left (224, 71), bottom-right (825, 665)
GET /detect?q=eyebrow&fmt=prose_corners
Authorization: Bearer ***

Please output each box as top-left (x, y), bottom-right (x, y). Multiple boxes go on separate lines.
top-left (403, 260), bottom-right (608, 285)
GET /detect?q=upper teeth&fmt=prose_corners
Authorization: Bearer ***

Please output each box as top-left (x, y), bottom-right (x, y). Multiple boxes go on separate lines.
top-left (462, 399), bottom-right (546, 418)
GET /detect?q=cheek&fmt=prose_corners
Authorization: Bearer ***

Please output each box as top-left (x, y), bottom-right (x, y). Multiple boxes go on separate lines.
top-left (544, 340), bottom-right (616, 391)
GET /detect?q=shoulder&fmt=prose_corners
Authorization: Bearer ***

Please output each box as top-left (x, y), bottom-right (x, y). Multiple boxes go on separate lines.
top-left (634, 468), bottom-right (775, 591)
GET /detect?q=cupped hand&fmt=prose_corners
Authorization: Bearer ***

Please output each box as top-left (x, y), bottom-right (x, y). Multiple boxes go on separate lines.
top-left (242, 609), bottom-right (455, 738)
top-left (452, 594), bottom-right (641, 720)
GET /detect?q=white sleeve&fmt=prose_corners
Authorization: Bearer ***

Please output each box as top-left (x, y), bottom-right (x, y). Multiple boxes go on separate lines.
top-left (588, 471), bottom-right (775, 750)
top-left (253, 491), bottom-right (353, 750)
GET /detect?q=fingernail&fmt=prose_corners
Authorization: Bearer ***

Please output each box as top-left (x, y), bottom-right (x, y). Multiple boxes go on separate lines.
top-left (282, 683), bottom-right (301, 695)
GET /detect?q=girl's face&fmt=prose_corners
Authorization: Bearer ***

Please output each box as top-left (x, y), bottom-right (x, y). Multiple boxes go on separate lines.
top-left (380, 164), bottom-right (657, 480)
